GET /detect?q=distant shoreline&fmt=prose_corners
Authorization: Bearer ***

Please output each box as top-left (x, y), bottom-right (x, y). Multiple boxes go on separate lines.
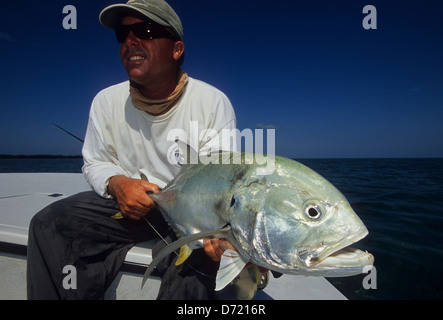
top-left (0, 155), bottom-right (82, 159)
top-left (0, 154), bottom-right (441, 160)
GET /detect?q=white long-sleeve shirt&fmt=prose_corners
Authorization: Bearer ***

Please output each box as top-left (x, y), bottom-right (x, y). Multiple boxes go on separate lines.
top-left (82, 78), bottom-right (237, 198)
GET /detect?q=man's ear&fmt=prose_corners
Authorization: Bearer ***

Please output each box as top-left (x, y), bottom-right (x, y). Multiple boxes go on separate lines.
top-left (173, 41), bottom-right (185, 61)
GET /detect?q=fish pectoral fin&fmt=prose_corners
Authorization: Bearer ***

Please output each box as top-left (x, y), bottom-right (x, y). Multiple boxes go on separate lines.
top-left (141, 226), bottom-right (231, 289)
top-left (154, 189), bottom-right (178, 202)
top-left (215, 249), bottom-right (248, 291)
top-left (175, 245), bottom-right (193, 266)
top-left (111, 212), bottom-right (124, 220)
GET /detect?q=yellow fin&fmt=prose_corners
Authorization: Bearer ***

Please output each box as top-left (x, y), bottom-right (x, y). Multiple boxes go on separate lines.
top-left (111, 212), bottom-right (124, 220)
top-left (175, 245), bottom-right (193, 266)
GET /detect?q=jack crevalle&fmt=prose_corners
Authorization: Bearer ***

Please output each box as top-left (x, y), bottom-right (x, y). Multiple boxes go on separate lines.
top-left (141, 151), bottom-right (374, 298)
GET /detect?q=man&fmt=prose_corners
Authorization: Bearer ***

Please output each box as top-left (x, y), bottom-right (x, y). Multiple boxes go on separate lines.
top-left (27, 0), bottom-right (237, 299)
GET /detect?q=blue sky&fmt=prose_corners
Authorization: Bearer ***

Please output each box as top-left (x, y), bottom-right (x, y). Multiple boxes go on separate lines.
top-left (1, 0), bottom-right (442, 158)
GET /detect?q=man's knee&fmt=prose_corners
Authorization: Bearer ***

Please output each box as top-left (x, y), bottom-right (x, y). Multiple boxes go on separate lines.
top-left (29, 192), bottom-right (93, 237)
top-left (28, 201), bottom-right (65, 243)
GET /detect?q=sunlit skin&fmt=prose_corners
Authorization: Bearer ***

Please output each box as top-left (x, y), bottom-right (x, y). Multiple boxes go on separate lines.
top-left (119, 16), bottom-right (184, 99)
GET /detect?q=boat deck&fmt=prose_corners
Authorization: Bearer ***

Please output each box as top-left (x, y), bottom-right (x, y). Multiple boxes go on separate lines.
top-left (0, 173), bottom-right (346, 300)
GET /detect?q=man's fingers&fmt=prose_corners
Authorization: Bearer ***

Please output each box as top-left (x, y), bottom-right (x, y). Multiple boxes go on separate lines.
top-left (108, 176), bottom-right (159, 221)
top-left (203, 239), bottom-right (218, 261)
top-left (218, 239), bottom-right (236, 252)
top-left (203, 239), bottom-right (237, 262)
top-left (141, 181), bottom-right (160, 195)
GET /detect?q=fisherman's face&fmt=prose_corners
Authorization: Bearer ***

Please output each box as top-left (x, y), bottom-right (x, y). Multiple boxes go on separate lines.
top-left (119, 16), bottom-right (181, 86)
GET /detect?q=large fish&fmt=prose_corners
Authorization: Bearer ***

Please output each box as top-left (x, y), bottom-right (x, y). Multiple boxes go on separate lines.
top-left (141, 151), bottom-right (374, 298)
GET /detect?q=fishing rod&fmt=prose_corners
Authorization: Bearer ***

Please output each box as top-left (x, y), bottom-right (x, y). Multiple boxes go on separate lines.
top-left (52, 122), bottom-right (84, 143)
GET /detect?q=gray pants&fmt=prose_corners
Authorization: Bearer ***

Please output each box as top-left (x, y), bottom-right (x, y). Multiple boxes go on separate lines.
top-left (26, 191), bottom-right (219, 300)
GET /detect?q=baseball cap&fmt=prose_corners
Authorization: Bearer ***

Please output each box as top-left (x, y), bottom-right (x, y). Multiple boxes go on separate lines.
top-left (99, 0), bottom-right (183, 41)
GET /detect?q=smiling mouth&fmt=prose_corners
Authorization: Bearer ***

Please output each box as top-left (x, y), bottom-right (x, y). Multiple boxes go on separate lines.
top-left (129, 56), bottom-right (145, 61)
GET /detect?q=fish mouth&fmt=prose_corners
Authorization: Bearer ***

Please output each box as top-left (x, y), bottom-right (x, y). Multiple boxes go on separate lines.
top-left (296, 226), bottom-right (374, 276)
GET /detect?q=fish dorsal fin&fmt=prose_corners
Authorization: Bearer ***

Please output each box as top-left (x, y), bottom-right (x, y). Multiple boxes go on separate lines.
top-left (175, 139), bottom-right (199, 165)
top-left (141, 226), bottom-right (231, 289)
top-left (215, 249), bottom-right (248, 291)
top-left (173, 138), bottom-right (237, 167)
top-left (175, 244), bottom-right (193, 266)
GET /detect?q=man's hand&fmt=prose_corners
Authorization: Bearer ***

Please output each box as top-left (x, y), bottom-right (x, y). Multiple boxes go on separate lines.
top-left (203, 239), bottom-right (237, 262)
top-left (204, 239), bottom-right (269, 274)
top-left (107, 175), bottom-right (159, 221)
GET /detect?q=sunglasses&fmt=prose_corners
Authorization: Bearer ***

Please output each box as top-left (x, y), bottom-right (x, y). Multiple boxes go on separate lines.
top-left (115, 21), bottom-right (177, 43)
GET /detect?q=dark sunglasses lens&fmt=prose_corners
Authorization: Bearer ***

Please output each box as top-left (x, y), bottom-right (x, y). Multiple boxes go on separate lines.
top-left (115, 22), bottom-right (174, 43)
top-left (115, 26), bottom-right (130, 43)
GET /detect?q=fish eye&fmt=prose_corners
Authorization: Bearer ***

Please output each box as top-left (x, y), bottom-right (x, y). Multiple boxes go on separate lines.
top-left (230, 196), bottom-right (238, 208)
top-left (304, 202), bottom-right (323, 220)
top-left (308, 207), bottom-right (320, 218)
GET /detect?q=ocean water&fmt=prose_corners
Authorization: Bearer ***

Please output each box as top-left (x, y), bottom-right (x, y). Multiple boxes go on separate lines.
top-left (0, 158), bottom-right (84, 173)
top-left (1, 157), bottom-right (442, 300)
top-left (299, 158), bottom-right (443, 300)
